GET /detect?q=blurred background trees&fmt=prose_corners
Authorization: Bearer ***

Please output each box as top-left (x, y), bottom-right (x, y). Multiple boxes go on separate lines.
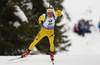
top-left (0, 0), bottom-right (71, 55)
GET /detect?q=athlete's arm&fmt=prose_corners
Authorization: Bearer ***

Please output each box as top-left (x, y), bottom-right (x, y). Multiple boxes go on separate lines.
top-left (38, 14), bottom-right (45, 26)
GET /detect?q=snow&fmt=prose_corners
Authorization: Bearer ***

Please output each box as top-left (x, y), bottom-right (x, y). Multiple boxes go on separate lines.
top-left (66, 31), bottom-right (100, 55)
top-left (13, 21), bottom-right (21, 28)
top-left (61, 0), bottom-right (100, 55)
top-left (62, 0), bottom-right (100, 25)
top-left (1, 55), bottom-right (100, 65)
top-left (14, 5), bottom-right (28, 22)
top-left (25, 2), bottom-right (33, 10)
top-left (43, 0), bottom-right (50, 8)
top-left (21, 0), bottom-right (33, 10)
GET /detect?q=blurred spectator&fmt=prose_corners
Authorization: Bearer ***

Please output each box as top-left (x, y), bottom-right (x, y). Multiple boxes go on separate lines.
top-left (84, 21), bottom-right (92, 33)
top-left (73, 24), bottom-right (79, 33)
top-left (78, 20), bottom-right (86, 37)
top-left (98, 22), bottom-right (100, 32)
top-left (74, 19), bottom-right (92, 37)
top-left (81, 19), bottom-right (85, 24)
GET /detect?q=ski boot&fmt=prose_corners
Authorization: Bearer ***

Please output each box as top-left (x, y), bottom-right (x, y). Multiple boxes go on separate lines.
top-left (21, 49), bottom-right (30, 58)
top-left (50, 52), bottom-right (54, 61)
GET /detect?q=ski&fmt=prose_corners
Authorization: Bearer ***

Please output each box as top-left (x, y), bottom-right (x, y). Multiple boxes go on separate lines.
top-left (8, 56), bottom-right (22, 61)
top-left (51, 60), bottom-right (54, 65)
top-left (8, 55), bottom-right (31, 61)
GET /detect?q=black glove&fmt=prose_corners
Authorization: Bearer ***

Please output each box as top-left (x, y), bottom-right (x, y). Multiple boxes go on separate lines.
top-left (60, 14), bottom-right (63, 18)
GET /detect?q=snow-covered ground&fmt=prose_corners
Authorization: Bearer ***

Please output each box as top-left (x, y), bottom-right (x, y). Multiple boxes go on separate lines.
top-left (61, 0), bottom-right (100, 55)
top-left (1, 55), bottom-right (100, 65)
top-left (66, 30), bottom-right (100, 55)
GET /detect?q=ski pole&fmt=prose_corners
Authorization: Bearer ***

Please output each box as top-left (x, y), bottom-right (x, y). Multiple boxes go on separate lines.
top-left (33, 15), bottom-right (41, 28)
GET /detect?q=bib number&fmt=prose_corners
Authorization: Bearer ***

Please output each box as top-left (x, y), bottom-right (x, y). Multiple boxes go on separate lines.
top-left (48, 22), bottom-right (52, 25)
top-left (48, 19), bottom-right (52, 25)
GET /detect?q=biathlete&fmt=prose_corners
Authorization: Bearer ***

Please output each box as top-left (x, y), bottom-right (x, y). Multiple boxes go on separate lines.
top-left (21, 7), bottom-right (62, 61)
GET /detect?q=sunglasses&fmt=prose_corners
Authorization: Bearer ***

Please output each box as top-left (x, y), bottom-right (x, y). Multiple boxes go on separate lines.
top-left (47, 12), bottom-right (53, 14)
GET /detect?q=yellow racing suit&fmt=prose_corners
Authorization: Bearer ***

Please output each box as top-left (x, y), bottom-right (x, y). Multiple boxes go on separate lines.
top-left (28, 10), bottom-right (62, 52)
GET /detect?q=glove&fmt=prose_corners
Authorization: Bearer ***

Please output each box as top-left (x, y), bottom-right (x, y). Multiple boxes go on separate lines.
top-left (60, 14), bottom-right (63, 18)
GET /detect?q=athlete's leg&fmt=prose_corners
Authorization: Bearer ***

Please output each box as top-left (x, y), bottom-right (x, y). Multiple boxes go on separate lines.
top-left (28, 30), bottom-right (45, 50)
top-left (47, 32), bottom-right (54, 60)
top-left (22, 29), bottom-right (46, 57)
top-left (48, 33), bottom-right (54, 52)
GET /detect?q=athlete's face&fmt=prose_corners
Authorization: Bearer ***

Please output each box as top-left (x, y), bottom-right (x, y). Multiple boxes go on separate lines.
top-left (47, 12), bottom-right (53, 18)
